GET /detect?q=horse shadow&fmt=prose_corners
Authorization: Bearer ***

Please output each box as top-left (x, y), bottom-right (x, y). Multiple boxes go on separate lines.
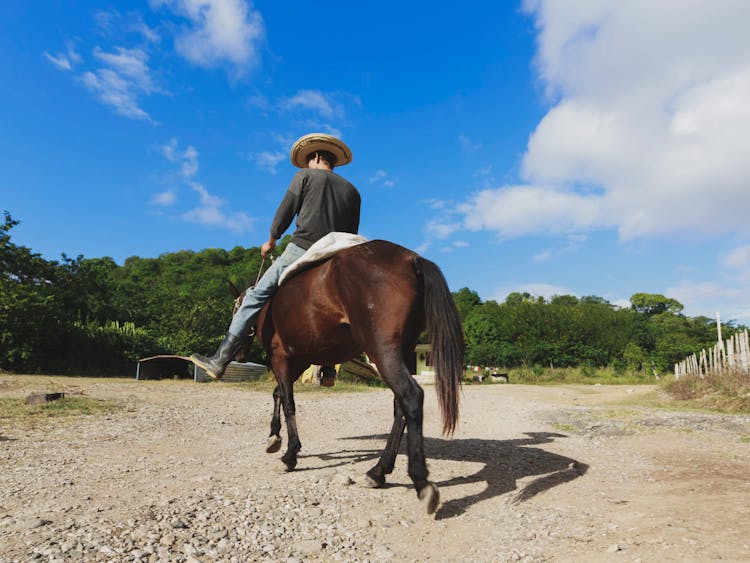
top-left (298, 431), bottom-right (587, 520)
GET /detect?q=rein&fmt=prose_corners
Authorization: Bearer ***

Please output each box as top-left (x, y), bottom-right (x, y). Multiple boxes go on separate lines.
top-left (234, 254), bottom-right (275, 313)
top-left (254, 254), bottom-right (273, 286)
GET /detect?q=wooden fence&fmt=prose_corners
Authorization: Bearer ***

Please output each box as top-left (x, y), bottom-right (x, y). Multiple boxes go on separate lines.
top-left (674, 328), bottom-right (750, 380)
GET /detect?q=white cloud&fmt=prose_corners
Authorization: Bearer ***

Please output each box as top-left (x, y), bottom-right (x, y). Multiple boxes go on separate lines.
top-left (532, 234), bottom-right (588, 263)
top-left (155, 139), bottom-right (253, 232)
top-left (460, 184), bottom-right (607, 237)
top-left (247, 92), bottom-right (271, 111)
top-left (94, 9), bottom-right (160, 43)
top-left (665, 280), bottom-right (748, 321)
top-left (133, 19), bottom-right (161, 43)
top-left (426, 220), bottom-right (461, 239)
top-left (458, 134), bottom-right (482, 152)
top-left (252, 150), bottom-right (286, 174)
top-left (532, 249), bottom-right (552, 262)
top-left (155, 0), bottom-right (264, 75)
top-left (473, 165), bottom-right (493, 178)
top-left (369, 169), bottom-right (395, 187)
top-left (280, 89), bottom-right (336, 118)
top-left (439, 240), bottom-right (470, 253)
top-left (44, 41), bottom-right (82, 71)
top-left (722, 244), bottom-right (750, 272)
top-left (82, 69), bottom-right (148, 120)
top-left (161, 138), bottom-right (199, 177)
top-left (181, 182), bottom-right (254, 232)
top-left (82, 47), bottom-right (157, 120)
top-left (459, 1), bottom-right (750, 241)
top-left (152, 190), bottom-right (177, 206)
top-left (93, 47), bottom-right (155, 92)
top-left (254, 91), bottom-right (358, 140)
top-left (425, 198), bottom-right (449, 210)
top-left (319, 124), bottom-right (343, 139)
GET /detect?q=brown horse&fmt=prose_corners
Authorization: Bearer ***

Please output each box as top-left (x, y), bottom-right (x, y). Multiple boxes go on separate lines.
top-left (233, 239), bottom-right (463, 514)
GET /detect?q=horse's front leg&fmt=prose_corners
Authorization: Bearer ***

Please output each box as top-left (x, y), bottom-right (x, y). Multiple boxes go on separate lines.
top-left (266, 384), bottom-right (282, 453)
top-left (365, 397), bottom-right (406, 488)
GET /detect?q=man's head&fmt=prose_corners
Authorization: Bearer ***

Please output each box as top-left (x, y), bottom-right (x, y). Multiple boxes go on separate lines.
top-left (307, 150), bottom-right (337, 170)
top-left (290, 133), bottom-right (352, 169)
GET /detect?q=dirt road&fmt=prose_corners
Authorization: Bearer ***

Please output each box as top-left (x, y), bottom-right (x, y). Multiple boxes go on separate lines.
top-left (1, 376), bottom-right (749, 562)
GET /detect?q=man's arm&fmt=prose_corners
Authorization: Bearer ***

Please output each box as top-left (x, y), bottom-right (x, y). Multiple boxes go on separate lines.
top-left (263, 173), bottom-right (305, 257)
top-left (269, 173), bottom-right (304, 241)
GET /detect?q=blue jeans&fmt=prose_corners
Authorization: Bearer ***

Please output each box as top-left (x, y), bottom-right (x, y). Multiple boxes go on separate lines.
top-left (228, 242), bottom-right (307, 337)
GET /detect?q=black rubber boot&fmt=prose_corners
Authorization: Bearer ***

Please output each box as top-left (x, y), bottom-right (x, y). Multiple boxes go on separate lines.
top-left (190, 333), bottom-right (244, 380)
top-left (320, 364), bottom-right (336, 387)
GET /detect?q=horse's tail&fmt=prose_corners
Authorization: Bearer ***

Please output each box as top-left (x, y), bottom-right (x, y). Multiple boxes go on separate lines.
top-left (415, 257), bottom-right (463, 436)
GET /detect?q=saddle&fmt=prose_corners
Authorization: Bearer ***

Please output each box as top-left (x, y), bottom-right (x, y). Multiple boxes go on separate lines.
top-left (278, 232), bottom-right (368, 286)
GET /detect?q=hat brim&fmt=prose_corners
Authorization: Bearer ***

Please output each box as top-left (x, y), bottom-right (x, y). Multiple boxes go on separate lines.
top-left (290, 133), bottom-right (353, 168)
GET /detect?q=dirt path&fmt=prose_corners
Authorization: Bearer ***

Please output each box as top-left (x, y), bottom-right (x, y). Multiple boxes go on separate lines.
top-left (1, 376), bottom-right (749, 562)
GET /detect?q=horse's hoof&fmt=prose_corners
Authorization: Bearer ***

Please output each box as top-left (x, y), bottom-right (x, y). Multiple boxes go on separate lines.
top-left (280, 461), bottom-right (296, 472)
top-left (364, 468), bottom-right (385, 488)
top-left (266, 435), bottom-right (282, 453)
top-left (363, 474), bottom-right (383, 488)
top-left (418, 482), bottom-right (440, 515)
top-left (281, 454), bottom-right (297, 472)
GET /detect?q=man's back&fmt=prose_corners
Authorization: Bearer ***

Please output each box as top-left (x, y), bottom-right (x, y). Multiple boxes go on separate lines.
top-left (272, 168), bottom-right (361, 250)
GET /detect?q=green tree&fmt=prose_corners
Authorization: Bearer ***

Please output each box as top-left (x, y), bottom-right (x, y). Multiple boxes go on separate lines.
top-left (452, 287), bottom-right (481, 321)
top-left (0, 212), bottom-right (65, 370)
top-left (630, 293), bottom-right (684, 316)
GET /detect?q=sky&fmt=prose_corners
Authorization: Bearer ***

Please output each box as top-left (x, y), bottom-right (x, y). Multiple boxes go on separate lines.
top-left (2, 1), bottom-right (750, 325)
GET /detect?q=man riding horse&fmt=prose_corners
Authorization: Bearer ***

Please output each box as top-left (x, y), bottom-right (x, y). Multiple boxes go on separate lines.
top-left (191, 133), bottom-right (361, 382)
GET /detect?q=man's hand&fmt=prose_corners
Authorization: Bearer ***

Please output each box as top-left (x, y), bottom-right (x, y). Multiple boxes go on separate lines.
top-left (261, 239), bottom-right (276, 258)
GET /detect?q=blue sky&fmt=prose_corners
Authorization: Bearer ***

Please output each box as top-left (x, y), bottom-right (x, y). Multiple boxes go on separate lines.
top-left (3, 1), bottom-right (750, 325)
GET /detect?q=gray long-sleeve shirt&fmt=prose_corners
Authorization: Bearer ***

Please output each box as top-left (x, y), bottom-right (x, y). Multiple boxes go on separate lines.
top-left (270, 168), bottom-right (361, 250)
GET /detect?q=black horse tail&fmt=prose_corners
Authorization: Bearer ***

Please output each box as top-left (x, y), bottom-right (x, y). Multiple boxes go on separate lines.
top-left (415, 257), bottom-right (463, 436)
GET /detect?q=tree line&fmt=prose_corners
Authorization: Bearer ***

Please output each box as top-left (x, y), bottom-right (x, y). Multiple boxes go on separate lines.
top-left (1, 212), bottom-right (744, 376)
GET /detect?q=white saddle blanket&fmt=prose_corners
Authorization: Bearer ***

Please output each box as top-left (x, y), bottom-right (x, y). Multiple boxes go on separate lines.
top-left (278, 232), bottom-right (368, 285)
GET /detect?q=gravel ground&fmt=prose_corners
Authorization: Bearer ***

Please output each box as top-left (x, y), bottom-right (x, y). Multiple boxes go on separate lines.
top-left (1, 376), bottom-right (749, 562)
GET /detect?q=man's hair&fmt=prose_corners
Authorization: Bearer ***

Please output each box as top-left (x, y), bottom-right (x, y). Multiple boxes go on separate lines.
top-left (307, 150), bottom-right (337, 168)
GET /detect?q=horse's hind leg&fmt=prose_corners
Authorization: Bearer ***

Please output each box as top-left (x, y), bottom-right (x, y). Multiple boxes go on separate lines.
top-left (271, 358), bottom-right (307, 471)
top-left (365, 398), bottom-right (406, 488)
top-left (266, 385), bottom-right (282, 453)
top-left (279, 381), bottom-right (301, 471)
top-left (377, 352), bottom-right (439, 514)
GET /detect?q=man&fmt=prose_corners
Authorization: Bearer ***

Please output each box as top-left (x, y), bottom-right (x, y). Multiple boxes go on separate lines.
top-left (190, 133), bottom-right (361, 382)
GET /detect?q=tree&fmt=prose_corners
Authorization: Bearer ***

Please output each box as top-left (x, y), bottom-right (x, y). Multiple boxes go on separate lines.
top-left (452, 287), bottom-right (481, 321)
top-left (0, 212), bottom-right (65, 371)
top-left (550, 294), bottom-right (579, 307)
top-left (630, 293), bottom-right (684, 316)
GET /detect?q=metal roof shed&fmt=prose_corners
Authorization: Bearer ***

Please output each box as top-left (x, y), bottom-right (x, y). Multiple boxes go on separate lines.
top-left (136, 355), bottom-right (269, 382)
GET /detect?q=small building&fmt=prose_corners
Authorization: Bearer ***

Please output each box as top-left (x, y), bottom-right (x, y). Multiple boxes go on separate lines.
top-left (414, 343), bottom-right (434, 385)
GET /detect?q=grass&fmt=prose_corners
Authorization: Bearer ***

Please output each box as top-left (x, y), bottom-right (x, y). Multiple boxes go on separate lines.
top-left (0, 395), bottom-right (116, 422)
top-left (663, 368), bottom-right (750, 413)
top-left (466, 365), bottom-right (657, 386)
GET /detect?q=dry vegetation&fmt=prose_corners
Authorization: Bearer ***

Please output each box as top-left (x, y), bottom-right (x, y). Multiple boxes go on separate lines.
top-left (664, 368), bottom-right (750, 413)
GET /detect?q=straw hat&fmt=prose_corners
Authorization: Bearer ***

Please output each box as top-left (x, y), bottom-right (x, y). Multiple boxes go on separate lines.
top-left (289, 133), bottom-right (353, 168)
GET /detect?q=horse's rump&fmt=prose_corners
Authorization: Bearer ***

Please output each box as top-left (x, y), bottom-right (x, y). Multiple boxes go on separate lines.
top-left (258, 240), bottom-right (423, 365)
